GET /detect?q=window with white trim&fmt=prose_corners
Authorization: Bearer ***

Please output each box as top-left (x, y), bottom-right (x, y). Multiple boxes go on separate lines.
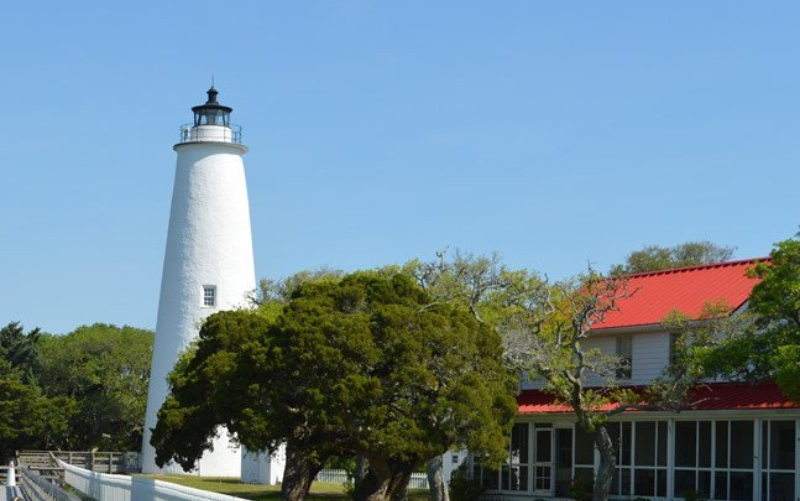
top-left (616, 336), bottom-right (633, 380)
top-left (669, 331), bottom-right (679, 366)
top-left (203, 285), bottom-right (216, 307)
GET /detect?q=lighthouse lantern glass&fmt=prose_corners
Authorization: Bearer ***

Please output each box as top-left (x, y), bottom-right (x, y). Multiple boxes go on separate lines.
top-left (194, 108), bottom-right (230, 127)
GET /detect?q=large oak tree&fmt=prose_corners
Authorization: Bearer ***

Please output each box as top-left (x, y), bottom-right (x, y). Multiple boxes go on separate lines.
top-left (152, 272), bottom-right (517, 501)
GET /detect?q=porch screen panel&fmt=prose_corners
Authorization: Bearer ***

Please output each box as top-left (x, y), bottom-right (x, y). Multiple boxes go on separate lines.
top-left (555, 429), bottom-right (573, 497)
top-left (633, 422), bottom-right (668, 497)
top-left (728, 421), bottom-right (754, 501)
top-left (507, 422), bottom-right (529, 491)
top-left (574, 426), bottom-right (594, 490)
top-left (480, 465), bottom-right (498, 490)
top-left (674, 420), bottom-right (754, 501)
top-left (610, 421), bottom-right (669, 498)
top-left (730, 421), bottom-right (753, 469)
top-left (534, 428), bottom-right (550, 492)
top-left (761, 420), bottom-right (795, 501)
top-left (674, 420), bottom-right (714, 499)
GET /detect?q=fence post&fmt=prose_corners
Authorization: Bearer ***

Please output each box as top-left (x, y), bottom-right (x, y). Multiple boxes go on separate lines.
top-left (6, 461), bottom-right (16, 487)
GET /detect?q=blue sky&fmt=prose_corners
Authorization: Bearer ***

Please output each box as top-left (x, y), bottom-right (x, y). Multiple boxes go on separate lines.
top-left (1, 1), bottom-right (797, 334)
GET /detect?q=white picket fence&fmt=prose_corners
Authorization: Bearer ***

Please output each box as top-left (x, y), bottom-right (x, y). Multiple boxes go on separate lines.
top-left (59, 460), bottom-right (430, 501)
top-left (58, 461), bottom-right (251, 501)
top-left (315, 469), bottom-right (429, 490)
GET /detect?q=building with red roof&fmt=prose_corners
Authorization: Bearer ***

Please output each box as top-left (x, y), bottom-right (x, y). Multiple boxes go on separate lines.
top-left (475, 258), bottom-right (798, 501)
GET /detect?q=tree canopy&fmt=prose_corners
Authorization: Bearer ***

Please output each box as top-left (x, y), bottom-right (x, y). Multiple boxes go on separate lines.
top-left (611, 241), bottom-right (735, 274)
top-left (701, 234), bottom-right (800, 401)
top-left (0, 322), bottom-right (42, 383)
top-left (38, 323), bottom-right (154, 450)
top-left (0, 322), bottom-right (74, 461)
top-left (501, 268), bottom-right (705, 501)
top-left (152, 271), bottom-right (517, 501)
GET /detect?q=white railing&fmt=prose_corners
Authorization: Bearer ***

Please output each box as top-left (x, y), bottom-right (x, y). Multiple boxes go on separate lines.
top-left (59, 461), bottom-right (251, 501)
top-left (315, 469), bottom-right (429, 490)
top-left (21, 468), bottom-right (82, 501)
top-left (178, 124), bottom-right (242, 144)
top-left (60, 461), bottom-right (432, 501)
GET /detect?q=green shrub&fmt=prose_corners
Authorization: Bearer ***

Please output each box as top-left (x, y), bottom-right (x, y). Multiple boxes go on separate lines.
top-left (449, 464), bottom-right (484, 501)
top-left (568, 474), bottom-right (594, 501)
top-left (681, 489), bottom-right (707, 501)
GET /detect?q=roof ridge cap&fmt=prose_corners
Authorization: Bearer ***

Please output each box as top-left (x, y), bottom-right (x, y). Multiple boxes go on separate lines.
top-left (623, 257), bottom-right (770, 278)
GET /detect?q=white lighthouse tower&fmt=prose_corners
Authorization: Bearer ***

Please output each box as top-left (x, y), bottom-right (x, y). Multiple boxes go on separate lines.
top-left (141, 87), bottom-right (254, 476)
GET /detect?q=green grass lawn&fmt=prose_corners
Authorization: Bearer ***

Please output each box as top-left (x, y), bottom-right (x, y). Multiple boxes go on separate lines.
top-left (138, 475), bottom-right (428, 501)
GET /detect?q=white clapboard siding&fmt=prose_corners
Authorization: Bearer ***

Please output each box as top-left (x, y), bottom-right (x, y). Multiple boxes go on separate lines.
top-left (518, 330), bottom-right (673, 390)
top-left (628, 330), bottom-right (670, 385)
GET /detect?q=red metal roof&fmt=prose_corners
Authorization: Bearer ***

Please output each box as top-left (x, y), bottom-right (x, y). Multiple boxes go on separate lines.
top-left (517, 382), bottom-right (798, 414)
top-left (592, 258), bottom-right (768, 331)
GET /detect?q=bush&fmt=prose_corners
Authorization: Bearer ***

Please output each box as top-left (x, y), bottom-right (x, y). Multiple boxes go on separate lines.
top-left (681, 489), bottom-right (707, 501)
top-left (568, 474), bottom-right (594, 501)
top-left (449, 463), bottom-right (484, 501)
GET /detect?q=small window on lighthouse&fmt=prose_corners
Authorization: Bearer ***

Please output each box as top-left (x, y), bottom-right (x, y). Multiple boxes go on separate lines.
top-left (203, 286), bottom-right (217, 307)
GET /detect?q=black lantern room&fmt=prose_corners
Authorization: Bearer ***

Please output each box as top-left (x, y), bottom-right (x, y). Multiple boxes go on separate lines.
top-left (192, 86), bottom-right (232, 127)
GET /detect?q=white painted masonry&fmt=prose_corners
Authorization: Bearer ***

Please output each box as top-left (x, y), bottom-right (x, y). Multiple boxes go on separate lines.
top-left (241, 446), bottom-right (286, 485)
top-left (141, 90), bottom-right (255, 476)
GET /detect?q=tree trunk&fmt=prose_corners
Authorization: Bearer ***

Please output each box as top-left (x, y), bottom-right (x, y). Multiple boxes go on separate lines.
top-left (281, 443), bottom-right (323, 501)
top-left (426, 455), bottom-right (450, 501)
top-left (591, 426), bottom-right (616, 501)
top-left (354, 456), bottom-right (414, 501)
top-left (355, 454), bottom-right (369, 494)
top-left (391, 484), bottom-right (408, 501)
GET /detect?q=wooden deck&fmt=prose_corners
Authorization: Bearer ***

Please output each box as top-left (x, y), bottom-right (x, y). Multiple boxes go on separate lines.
top-left (1, 486), bottom-right (23, 501)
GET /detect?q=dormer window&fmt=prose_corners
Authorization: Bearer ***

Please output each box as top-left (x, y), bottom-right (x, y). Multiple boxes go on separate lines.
top-left (203, 285), bottom-right (217, 307)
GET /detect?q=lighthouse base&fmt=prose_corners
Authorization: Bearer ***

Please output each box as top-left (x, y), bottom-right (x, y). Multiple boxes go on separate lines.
top-left (141, 426), bottom-right (242, 477)
top-left (241, 445), bottom-right (286, 485)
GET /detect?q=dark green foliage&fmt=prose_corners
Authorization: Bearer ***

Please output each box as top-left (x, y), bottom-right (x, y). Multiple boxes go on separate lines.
top-left (611, 241), bottom-right (735, 274)
top-left (0, 374), bottom-right (74, 460)
top-left (568, 474), bottom-right (594, 501)
top-left (153, 271), bottom-right (517, 501)
top-left (703, 234), bottom-right (800, 402)
top-left (0, 322), bottom-right (74, 461)
top-left (447, 464), bottom-right (483, 501)
top-left (681, 489), bottom-right (707, 501)
top-left (151, 310), bottom-right (276, 469)
top-left (0, 321), bottom-right (42, 382)
top-left (38, 323), bottom-right (154, 450)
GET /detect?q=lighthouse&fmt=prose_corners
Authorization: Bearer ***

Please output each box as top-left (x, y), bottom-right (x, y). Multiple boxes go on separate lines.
top-left (141, 87), bottom-right (255, 476)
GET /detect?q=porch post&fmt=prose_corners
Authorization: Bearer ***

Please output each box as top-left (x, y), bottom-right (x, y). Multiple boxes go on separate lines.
top-left (528, 422), bottom-right (534, 494)
top-left (795, 419), bottom-right (800, 501)
top-left (754, 419), bottom-right (761, 501)
top-left (667, 419), bottom-right (675, 501)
